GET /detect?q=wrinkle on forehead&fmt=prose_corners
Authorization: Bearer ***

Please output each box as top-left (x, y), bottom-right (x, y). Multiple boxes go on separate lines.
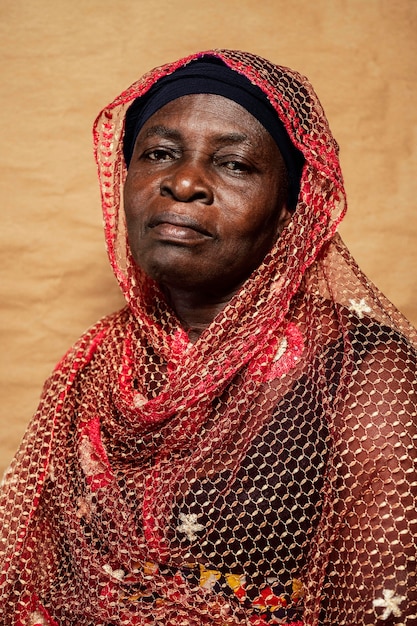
top-left (143, 124), bottom-right (251, 145)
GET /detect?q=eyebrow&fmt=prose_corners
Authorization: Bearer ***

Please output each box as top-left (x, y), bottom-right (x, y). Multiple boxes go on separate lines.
top-left (142, 125), bottom-right (182, 141)
top-left (141, 124), bottom-right (251, 146)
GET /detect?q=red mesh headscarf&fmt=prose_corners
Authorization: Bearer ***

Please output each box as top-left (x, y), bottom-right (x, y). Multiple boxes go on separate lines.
top-left (0, 49), bottom-right (416, 626)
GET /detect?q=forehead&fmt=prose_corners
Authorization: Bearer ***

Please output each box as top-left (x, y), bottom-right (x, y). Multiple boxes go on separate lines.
top-left (137, 93), bottom-right (273, 145)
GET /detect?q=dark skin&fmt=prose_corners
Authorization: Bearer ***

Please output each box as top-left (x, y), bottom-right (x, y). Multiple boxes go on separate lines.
top-left (124, 94), bottom-right (291, 341)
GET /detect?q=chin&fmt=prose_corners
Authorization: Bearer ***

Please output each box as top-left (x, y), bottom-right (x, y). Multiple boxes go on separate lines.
top-left (135, 250), bottom-right (251, 297)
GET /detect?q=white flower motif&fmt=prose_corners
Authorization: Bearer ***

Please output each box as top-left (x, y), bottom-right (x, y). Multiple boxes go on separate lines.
top-left (273, 336), bottom-right (288, 362)
top-left (79, 436), bottom-right (102, 477)
top-left (103, 564), bottom-right (125, 581)
top-left (75, 493), bottom-right (95, 522)
top-left (29, 610), bottom-right (49, 626)
top-left (373, 588), bottom-right (406, 620)
top-left (177, 512), bottom-right (205, 541)
top-left (133, 392), bottom-right (147, 408)
top-left (348, 298), bottom-right (372, 319)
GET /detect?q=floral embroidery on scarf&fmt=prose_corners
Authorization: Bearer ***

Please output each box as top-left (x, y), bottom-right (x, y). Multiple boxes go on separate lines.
top-left (133, 392), bottom-right (147, 408)
top-left (28, 610), bottom-right (51, 626)
top-left (348, 298), bottom-right (372, 319)
top-left (79, 416), bottom-right (113, 491)
top-left (373, 588), bottom-right (406, 620)
top-left (177, 512), bottom-right (205, 541)
top-left (103, 563), bottom-right (126, 581)
top-left (167, 327), bottom-right (193, 375)
top-left (75, 494), bottom-right (94, 522)
top-left (248, 323), bottom-right (304, 382)
top-left (18, 594), bottom-right (59, 626)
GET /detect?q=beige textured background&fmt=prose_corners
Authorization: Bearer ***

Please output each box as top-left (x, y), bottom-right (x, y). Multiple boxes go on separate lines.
top-left (1, 0), bottom-right (416, 475)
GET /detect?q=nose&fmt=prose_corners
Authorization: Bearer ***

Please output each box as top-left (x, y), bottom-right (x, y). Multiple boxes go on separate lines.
top-left (160, 158), bottom-right (214, 204)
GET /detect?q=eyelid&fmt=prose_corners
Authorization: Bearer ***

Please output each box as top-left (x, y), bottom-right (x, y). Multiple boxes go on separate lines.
top-left (214, 153), bottom-right (253, 170)
top-left (141, 145), bottom-right (181, 160)
top-left (138, 135), bottom-right (181, 151)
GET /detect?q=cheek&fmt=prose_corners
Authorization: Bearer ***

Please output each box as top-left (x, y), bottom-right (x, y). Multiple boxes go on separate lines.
top-left (123, 203), bottom-right (139, 244)
top-left (234, 199), bottom-right (282, 240)
top-left (123, 180), bottom-right (135, 220)
top-left (123, 191), bottom-right (146, 258)
top-left (124, 168), bottom-right (150, 204)
top-left (123, 179), bottom-right (148, 228)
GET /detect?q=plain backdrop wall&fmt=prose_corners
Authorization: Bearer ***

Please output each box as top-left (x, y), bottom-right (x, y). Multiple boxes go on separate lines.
top-left (1, 0), bottom-right (416, 474)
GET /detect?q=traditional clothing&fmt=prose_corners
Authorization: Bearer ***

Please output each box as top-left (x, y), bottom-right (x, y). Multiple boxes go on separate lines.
top-left (1, 49), bottom-right (416, 625)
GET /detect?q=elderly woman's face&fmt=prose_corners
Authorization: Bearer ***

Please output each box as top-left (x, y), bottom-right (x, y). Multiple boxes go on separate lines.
top-left (124, 93), bottom-right (290, 297)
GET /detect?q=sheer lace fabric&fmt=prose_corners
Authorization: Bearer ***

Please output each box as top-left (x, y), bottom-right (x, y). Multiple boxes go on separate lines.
top-left (0, 49), bottom-right (416, 625)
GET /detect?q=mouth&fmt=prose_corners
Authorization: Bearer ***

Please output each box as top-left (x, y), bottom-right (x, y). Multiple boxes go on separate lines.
top-left (148, 213), bottom-right (212, 244)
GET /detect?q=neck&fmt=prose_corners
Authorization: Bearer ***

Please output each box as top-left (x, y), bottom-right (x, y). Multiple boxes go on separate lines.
top-left (162, 286), bottom-right (239, 343)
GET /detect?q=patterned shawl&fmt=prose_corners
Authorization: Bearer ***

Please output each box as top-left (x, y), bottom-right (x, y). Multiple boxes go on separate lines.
top-left (1, 49), bottom-right (416, 626)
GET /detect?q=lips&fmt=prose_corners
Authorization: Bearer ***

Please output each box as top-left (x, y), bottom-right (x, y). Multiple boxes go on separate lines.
top-left (148, 212), bottom-right (212, 243)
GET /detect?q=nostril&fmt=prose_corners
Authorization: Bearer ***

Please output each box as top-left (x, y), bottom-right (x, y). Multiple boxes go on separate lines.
top-left (160, 173), bottom-right (213, 204)
top-left (160, 182), bottom-right (173, 197)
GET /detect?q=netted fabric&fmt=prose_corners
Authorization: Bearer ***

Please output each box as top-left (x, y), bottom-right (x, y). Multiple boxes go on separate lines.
top-left (0, 49), bottom-right (416, 626)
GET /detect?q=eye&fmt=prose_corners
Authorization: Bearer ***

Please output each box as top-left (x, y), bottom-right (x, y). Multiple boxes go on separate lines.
top-left (143, 148), bottom-right (177, 162)
top-left (215, 154), bottom-right (252, 173)
top-left (222, 160), bottom-right (250, 172)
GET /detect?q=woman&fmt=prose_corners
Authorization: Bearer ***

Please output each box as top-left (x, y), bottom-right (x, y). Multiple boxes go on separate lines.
top-left (0, 49), bottom-right (416, 625)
